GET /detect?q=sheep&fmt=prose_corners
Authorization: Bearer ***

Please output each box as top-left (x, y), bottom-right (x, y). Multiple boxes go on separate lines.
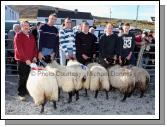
top-left (48, 60), bottom-right (88, 103)
top-left (128, 66), bottom-right (150, 98)
top-left (108, 65), bottom-right (135, 101)
top-left (87, 63), bottom-right (110, 100)
top-left (26, 64), bottom-right (59, 113)
top-left (66, 60), bottom-right (90, 97)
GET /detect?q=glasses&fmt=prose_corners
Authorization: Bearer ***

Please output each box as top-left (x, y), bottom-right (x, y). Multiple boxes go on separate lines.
top-left (66, 22), bottom-right (71, 23)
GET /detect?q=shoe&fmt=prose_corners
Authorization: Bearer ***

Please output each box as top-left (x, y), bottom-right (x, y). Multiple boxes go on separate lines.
top-left (18, 96), bottom-right (26, 101)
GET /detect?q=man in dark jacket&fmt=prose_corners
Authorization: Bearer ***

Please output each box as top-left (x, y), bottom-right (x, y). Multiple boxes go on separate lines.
top-left (75, 22), bottom-right (96, 65)
top-left (118, 23), bottom-right (135, 65)
top-left (38, 13), bottom-right (59, 63)
top-left (99, 23), bottom-right (119, 68)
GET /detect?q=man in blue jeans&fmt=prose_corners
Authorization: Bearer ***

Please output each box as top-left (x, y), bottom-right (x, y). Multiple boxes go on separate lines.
top-left (38, 13), bottom-right (59, 63)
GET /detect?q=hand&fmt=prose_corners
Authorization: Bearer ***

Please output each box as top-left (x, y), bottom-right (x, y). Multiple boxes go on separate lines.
top-left (50, 53), bottom-right (55, 60)
top-left (82, 54), bottom-right (90, 60)
top-left (126, 55), bottom-right (131, 60)
top-left (72, 54), bottom-right (76, 60)
top-left (38, 52), bottom-right (44, 60)
top-left (104, 58), bottom-right (109, 64)
top-left (26, 60), bottom-right (31, 65)
top-left (32, 57), bottom-right (37, 63)
top-left (93, 54), bottom-right (96, 59)
top-left (66, 55), bottom-right (70, 59)
top-left (30, 63), bottom-right (38, 68)
top-left (119, 58), bottom-right (122, 65)
top-left (113, 55), bottom-right (117, 60)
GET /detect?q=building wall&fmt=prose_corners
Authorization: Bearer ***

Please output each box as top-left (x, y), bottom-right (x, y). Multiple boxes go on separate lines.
top-left (5, 5), bottom-right (19, 21)
top-left (37, 17), bottom-right (94, 26)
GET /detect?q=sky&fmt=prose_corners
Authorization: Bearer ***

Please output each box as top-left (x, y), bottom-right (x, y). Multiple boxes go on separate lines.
top-left (54, 5), bottom-right (155, 21)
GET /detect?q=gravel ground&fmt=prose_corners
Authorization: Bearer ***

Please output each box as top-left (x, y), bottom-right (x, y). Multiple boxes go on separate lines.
top-left (5, 75), bottom-right (155, 115)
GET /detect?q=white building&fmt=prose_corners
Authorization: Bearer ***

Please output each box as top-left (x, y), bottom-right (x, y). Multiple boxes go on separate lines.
top-left (37, 9), bottom-right (94, 27)
top-left (5, 5), bottom-right (19, 21)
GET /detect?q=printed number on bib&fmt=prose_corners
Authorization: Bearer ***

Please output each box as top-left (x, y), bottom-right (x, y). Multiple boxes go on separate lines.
top-left (123, 39), bottom-right (132, 49)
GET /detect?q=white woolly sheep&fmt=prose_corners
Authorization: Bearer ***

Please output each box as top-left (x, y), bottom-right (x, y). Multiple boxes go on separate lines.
top-left (87, 63), bottom-right (110, 99)
top-left (108, 65), bottom-right (135, 101)
top-left (67, 60), bottom-right (90, 97)
top-left (48, 60), bottom-right (88, 103)
top-left (26, 64), bottom-right (59, 113)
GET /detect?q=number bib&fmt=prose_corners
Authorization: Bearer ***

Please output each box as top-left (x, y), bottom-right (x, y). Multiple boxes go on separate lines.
top-left (123, 37), bottom-right (132, 49)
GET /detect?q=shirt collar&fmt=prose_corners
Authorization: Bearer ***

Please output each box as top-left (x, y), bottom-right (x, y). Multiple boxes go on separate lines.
top-left (106, 32), bottom-right (113, 36)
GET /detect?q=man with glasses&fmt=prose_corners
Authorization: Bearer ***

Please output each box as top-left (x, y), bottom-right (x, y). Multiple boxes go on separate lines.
top-left (59, 17), bottom-right (76, 65)
top-left (38, 13), bottom-right (59, 63)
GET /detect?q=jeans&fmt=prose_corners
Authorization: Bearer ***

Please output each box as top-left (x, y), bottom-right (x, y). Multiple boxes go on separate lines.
top-left (41, 48), bottom-right (53, 56)
top-left (130, 53), bottom-right (136, 66)
top-left (59, 49), bottom-right (66, 66)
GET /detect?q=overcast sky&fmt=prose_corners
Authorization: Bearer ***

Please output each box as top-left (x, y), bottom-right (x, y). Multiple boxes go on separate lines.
top-left (54, 5), bottom-right (155, 21)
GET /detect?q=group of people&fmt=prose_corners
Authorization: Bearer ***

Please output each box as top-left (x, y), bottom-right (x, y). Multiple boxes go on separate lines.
top-left (13, 13), bottom-right (137, 100)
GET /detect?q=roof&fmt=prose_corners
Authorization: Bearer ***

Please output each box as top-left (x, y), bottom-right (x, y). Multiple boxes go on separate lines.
top-left (37, 9), bottom-right (93, 20)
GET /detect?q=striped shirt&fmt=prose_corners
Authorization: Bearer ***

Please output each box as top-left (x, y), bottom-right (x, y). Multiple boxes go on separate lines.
top-left (59, 28), bottom-right (76, 56)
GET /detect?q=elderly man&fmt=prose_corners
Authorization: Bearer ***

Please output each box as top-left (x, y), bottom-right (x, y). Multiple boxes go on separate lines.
top-left (59, 17), bottom-right (76, 65)
top-left (8, 24), bottom-right (21, 40)
top-left (38, 13), bottom-right (59, 63)
top-left (14, 21), bottom-right (38, 100)
top-left (7, 24), bottom-right (21, 74)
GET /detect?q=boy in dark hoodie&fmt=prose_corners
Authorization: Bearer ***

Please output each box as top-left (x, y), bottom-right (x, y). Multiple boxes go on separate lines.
top-left (118, 23), bottom-right (135, 65)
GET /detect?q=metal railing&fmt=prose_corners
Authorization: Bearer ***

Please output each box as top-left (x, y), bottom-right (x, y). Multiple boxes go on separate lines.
top-left (5, 39), bottom-right (155, 85)
top-left (135, 42), bottom-right (155, 85)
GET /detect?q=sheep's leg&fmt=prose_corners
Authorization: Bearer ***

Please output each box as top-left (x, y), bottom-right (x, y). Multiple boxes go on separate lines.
top-left (85, 89), bottom-right (88, 97)
top-left (121, 93), bottom-right (127, 102)
top-left (109, 85), bottom-right (112, 91)
top-left (40, 101), bottom-right (46, 113)
top-left (95, 90), bottom-right (99, 98)
top-left (58, 88), bottom-right (61, 101)
top-left (68, 92), bottom-right (72, 103)
top-left (72, 90), bottom-right (75, 96)
top-left (140, 91), bottom-right (144, 98)
top-left (75, 91), bottom-right (79, 101)
top-left (105, 90), bottom-right (109, 100)
top-left (53, 101), bottom-right (57, 109)
top-left (127, 91), bottom-right (133, 97)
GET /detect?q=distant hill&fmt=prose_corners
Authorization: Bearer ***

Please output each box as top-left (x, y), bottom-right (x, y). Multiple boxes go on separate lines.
top-left (93, 16), bottom-right (154, 30)
top-left (9, 5), bottom-right (154, 30)
top-left (9, 5), bottom-right (72, 19)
